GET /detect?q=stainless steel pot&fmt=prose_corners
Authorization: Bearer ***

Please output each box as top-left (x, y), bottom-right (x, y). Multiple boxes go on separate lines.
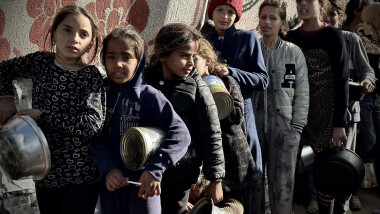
top-left (120, 127), bottom-right (165, 171)
top-left (0, 115), bottom-right (51, 180)
top-left (296, 145), bottom-right (315, 175)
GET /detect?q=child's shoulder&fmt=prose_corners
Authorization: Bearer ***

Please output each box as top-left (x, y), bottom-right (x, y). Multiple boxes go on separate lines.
top-left (23, 51), bottom-right (54, 60)
top-left (235, 29), bottom-right (258, 38)
top-left (79, 65), bottom-right (104, 78)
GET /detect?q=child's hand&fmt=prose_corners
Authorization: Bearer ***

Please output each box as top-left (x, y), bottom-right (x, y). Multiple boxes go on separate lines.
top-left (186, 202), bottom-right (194, 213)
top-left (213, 65), bottom-right (229, 78)
top-left (0, 96), bottom-right (16, 126)
top-left (205, 180), bottom-right (223, 204)
top-left (137, 170), bottom-right (160, 200)
top-left (332, 127), bottom-right (347, 147)
top-left (105, 169), bottom-right (128, 191)
top-left (360, 79), bottom-right (375, 94)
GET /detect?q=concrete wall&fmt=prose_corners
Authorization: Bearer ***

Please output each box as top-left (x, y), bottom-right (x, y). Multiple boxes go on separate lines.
top-left (0, 0), bottom-right (300, 213)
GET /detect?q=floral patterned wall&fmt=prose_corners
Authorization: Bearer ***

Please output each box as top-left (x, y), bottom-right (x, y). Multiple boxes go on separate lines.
top-left (0, 0), bottom-right (299, 65)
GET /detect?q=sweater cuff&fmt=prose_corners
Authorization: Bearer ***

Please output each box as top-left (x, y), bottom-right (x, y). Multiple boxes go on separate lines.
top-left (291, 123), bottom-right (303, 133)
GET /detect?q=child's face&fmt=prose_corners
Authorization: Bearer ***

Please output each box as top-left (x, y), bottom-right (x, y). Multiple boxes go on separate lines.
top-left (324, 7), bottom-right (341, 28)
top-left (194, 55), bottom-right (209, 77)
top-left (54, 14), bottom-right (94, 62)
top-left (259, 6), bottom-right (284, 38)
top-left (296, 0), bottom-right (322, 22)
top-left (211, 5), bottom-right (236, 33)
top-left (104, 38), bottom-right (138, 88)
top-left (160, 42), bottom-right (197, 80)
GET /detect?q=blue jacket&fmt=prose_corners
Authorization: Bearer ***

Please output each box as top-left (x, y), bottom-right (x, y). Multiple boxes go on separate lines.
top-left (91, 54), bottom-right (190, 182)
top-left (205, 25), bottom-right (268, 176)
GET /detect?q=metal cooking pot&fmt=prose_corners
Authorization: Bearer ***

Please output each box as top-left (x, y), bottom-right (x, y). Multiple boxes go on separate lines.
top-left (296, 145), bottom-right (315, 175)
top-left (120, 127), bottom-right (165, 171)
top-left (189, 198), bottom-right (228, 214)
top-left (314, 147), bottom-right (364, 197)
top-left (0, 115), bottom-right (51, 180)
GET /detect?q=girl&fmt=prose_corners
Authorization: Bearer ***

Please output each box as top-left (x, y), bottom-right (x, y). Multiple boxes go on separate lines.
top-left (355, 4), bottom-right (380, 214)
top-left (286, 0), bottom-right (349, 212)
top-left (342, 0), bottom-right (373, 32)
top-left (256, 0), bottom-right (309, 213)
top-left (192, 38), bottom-right (263, 214)
top-left (144, 23), bottom-right (225, 214)
top-left (205, 0), bottom-right (269, 179)
top-left (91, 26), bottom-right (191, 214)
top-left (0, 5), bottom-right (105, 214)
top-left (324, 0), bottom-right (376, 211)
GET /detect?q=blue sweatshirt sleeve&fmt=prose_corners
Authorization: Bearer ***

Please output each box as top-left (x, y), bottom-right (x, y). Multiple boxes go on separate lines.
top-left (228, 32), bottom-right (269, 91)
top-left (142, 89), bottom-right (191, 181)
top-left (91, 133), bottom-right (119, 178)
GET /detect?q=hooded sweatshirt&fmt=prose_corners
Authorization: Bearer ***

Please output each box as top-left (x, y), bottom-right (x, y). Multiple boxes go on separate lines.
top-left (91, 53), bottom-right (190, 182)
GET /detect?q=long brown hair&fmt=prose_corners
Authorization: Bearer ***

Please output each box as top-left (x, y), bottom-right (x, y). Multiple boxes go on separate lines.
top-left (148, 23), bottom-right (202, 67)
top-left (44, 5), bottom-right (100, 63)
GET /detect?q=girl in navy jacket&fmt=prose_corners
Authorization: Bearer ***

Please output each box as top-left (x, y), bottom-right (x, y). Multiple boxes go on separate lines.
top-left (91, 26), bottom-right (190, 214)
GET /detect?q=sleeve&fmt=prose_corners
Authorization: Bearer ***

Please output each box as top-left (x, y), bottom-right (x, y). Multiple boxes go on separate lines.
top-left (143, 90), bottom-right (191, 181)
top-left (37, 67), bottom-right (106, 139)
top-left (222, 76), bottom-right (244, 125)
top-left (195, 79), bottom-right (225, 181)
top-left (91, 133), bottom-right (119, 178)
top-left (330, 29), bottom-right (349, 127)
top-left (0, 52), bottom-right (41, 96)
top-left (350, 33), bottom-right (376, 84)
top-left (228, 32), bottom-right (269, 91)
top-left (291, 45), bottom-right (309, 132)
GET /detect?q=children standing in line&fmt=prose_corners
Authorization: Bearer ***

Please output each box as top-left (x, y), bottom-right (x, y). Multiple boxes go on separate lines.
top-left (144, 23), bottom-right (225, 214)
top-left (0, 5), bottom-right (105, 214)
top-left (256, 1), bottom-right (309, 213)
top-left (192, 38), bottom-right (263, 214)
top-left (286, 0), bottom-right (349, 212)
top-left (204, 0), bottom-right (269, 179)
top-left (91, 26), bottom-right (191, 214)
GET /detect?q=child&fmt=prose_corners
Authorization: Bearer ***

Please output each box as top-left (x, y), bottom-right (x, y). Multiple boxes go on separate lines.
top-left (192, 37), bottom-right (263, 214)
top-left (91, 26), bottom-right (191, 214)
top-left (0, 5), bottom-right (105, 214)
top-left (205, 0), bottom-right (269, 179)
top-left (144, 23), bottom-right (225, 214)
top-left (323, 0), bottom-right (376, 211)
top-left (286, 0), bottom-right (349, 212)
top-left (256, 1), bottom-right (309, 213)
top-left (354, 3), bottom-right (380, 214)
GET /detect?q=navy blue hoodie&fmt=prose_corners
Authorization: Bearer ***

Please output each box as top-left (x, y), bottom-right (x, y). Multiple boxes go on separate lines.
top-left (91, 53), bottom-right (190, 182)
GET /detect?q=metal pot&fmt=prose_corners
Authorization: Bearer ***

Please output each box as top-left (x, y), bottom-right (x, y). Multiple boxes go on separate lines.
top-left (189, 198), bottom-right (229, 214)
top-left (120, 127), bottom-right (165, 171)
top-left (0, 115), bottom-right (51, 180)
top-left (314, 147), bottom-right (365, 197)
top-left (296, 145), bottom-right (315, 175)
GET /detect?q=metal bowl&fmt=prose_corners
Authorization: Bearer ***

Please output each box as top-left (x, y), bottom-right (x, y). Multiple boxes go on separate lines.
top-left (0, 115), bottom-right (51, 180)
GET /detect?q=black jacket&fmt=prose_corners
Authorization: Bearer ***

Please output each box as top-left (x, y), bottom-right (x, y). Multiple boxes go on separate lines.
top-left (144, 67), bottom-right (225, 184)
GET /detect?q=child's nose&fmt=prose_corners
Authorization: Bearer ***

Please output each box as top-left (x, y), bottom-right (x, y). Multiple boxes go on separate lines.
top-left (70, 33), bottom-right (80, 43)
top-left (188, 58), bottom-right (194, 66)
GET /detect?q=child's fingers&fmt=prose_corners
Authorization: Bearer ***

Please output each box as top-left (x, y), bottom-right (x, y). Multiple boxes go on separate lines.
top-left (155, 184), bottom-right (161, 195)
top-left (138, 185), bottom-right (146, 198)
